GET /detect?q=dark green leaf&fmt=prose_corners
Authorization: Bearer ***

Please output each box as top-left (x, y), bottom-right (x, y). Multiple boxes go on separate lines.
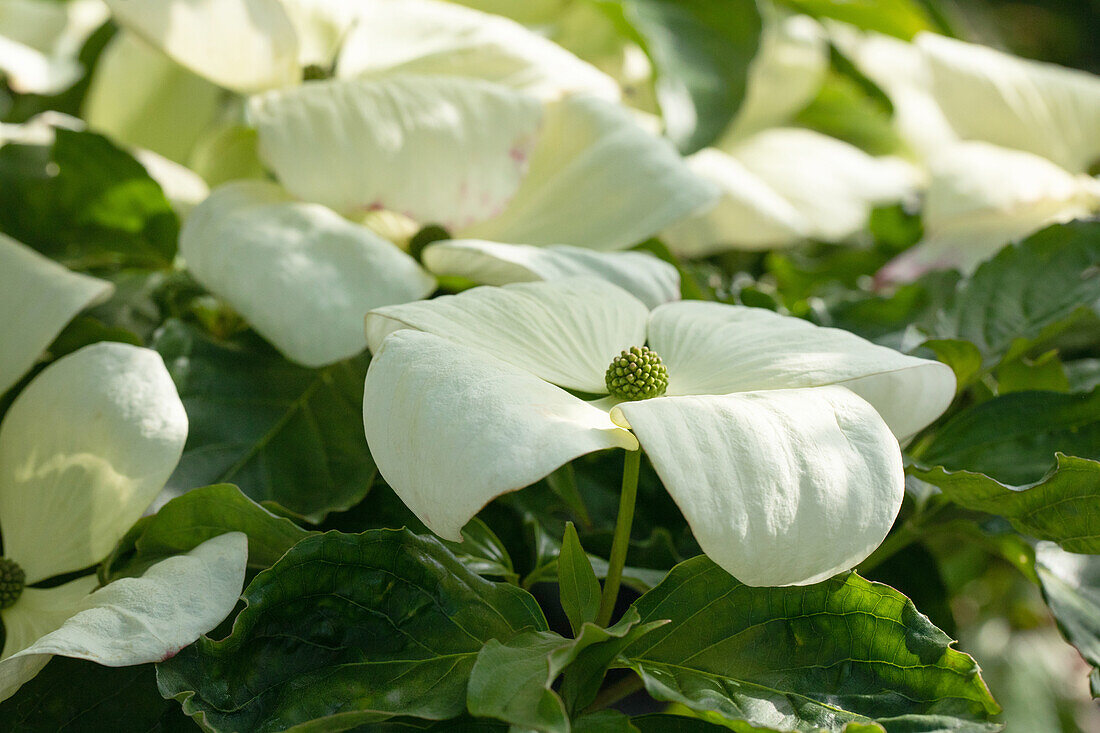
top-left (467, 611), bottom-right (661, 732)
top-left (158, 529), bottom-right (547, 731)
top-left (443, 517), bottom-right (518, 583)
top-left (928, 220), bottom-right (1100, 369)
top-left (613, 0), bottom-right (761, 153)
top-left (0, 130), bottom-right (178, 269)
top-left (916, 388), bottom-right (1100, 485)
top-left (575, 710), bottom-right (640, 732)
top-left (102, 483), bottom-right (311, 581)
top-left (153, 319), bottom-right (375, 522)
top-left (0, 657), bottom-right (190, 732)
top-left (912, 455), bottom-right (1100, 553)
top-left (559, 522), bottom-right (602, 635)
top-left (1035, 542), bottom-right (1100, 696)
top-left (622, 557), bottom-right (1000, 731)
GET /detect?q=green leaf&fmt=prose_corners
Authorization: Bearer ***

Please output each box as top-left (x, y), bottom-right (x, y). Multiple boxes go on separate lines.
top-left (559, 522), bottom-right (602, 635)
top-left (575, 710), bottom-right (640, 732)
top-left (1035, 542), bottom-right (1100, 695)
top-left (102, 483), bottom-right (311, 581)
top-left (923, 339), bottom-right (983, 391)
top-left (467, 611), bottom-right (663, 732)
top-left (158, 529), bottom-right (547, 732)
top-left (613, 0), bottom-right (761, 153)
top-left (912, 454), bottom-right (1100, 553)
top-left (916, 388), bottom-right (1100, 485)
top-left (929, 220), bottom-right (1100, 369)
top-left (621, 557), bottom-right (1001, 731)
top-left (794, 70), bottom-right (904, 156)
top-left (777, 0), bottom-right (939, 39)
top-left (0, 657), bottom-right (191, 732)
top-left (994, 351), bottom-right (1070, 394)
top-left (443, 517), bottom-right (518, 583)
top-left (0, 130), bottom-right (178, 269)
top-left (153, 319), bottom-right (376, 522)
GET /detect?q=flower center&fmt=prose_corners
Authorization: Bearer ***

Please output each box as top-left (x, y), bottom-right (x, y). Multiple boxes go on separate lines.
top-left (0, 557), bottom-right (25, 609)
top-left (605, 346), bottom-right (669, 401)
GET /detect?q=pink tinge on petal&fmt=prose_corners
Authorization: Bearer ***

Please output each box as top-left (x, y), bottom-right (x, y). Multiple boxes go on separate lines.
top-left (874, 248), bottom-right (944, 290)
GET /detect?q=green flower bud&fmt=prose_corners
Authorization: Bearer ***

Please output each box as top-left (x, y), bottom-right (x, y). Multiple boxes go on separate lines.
top-left (0, 557), bottom-right (25, 609)
top-left (605, 346), bottom-right (669, 401)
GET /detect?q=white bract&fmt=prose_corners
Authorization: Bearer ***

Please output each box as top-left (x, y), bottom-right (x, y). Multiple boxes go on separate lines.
top-left (182, 73), bottom-right (711, 367)
top-left (0, 238), bottom-right (248, 700)
top-left (660, 12), bottom-right (919, 256)
top-left (87, 0), bottom-right (617, 165)
top-left (362, 279), bottom-right (955, 587)
top-left (0, 233), bottom-right (112, 396)
top-left (834, 30), bottom-right (1100, 281)
top-left (0, 283), bottom-right (247, 702)
top-left (0, 0), bottom-right (107, 94)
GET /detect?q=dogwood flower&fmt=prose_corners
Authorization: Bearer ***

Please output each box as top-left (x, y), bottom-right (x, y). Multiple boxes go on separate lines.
top-left (362, 279), bottom-right (955, 587)
top-left (86, 0), bottom-right (618, 165)
top-left (659, 12), bottom-right (919, 256)
top-left (0, 238), bottom-right (247, 700)
top-left (0, 0), bottom-right (107, 94)
top-left (832, 30), bottom-right (1100, 281)
top-left (181, 73), bottom-right (710, 366)
top-left (0, 342), bottom-right (247, 701)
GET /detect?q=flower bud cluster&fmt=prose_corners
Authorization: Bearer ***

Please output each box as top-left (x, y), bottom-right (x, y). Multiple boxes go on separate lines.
top-left (0, 557), bottom-right (25, 609)
top-left (605, 346), bottom-right (669, 401)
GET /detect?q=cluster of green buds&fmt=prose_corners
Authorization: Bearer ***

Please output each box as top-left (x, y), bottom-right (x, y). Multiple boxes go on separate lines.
top-left (605, 346), bottom-right (669, 401)
top-left (0, 557), bottom-right (25, 609)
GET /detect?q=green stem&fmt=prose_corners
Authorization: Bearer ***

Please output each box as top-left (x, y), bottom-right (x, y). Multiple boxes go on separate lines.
top-left (596, 449), bottom-right (641, 627)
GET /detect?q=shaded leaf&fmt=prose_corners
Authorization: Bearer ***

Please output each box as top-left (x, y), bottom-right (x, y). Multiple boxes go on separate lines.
top-left (612, 0), bottom-right (762, 153)
top-left (1035, 542), bottom-right (1100, 696)
top-left (917, 388), bottom-right (1100, 485)
top-left (621, 557), bottom-right (1000, 731)
top-left (0, 130), bottom-right (177, 269)
top-left (0, 657), bottom-right (190, 732)
top-left (153, 319), bottom-right (375, 522)
top-left (443, 517), bottom-right (518, 583)
top-left (913, 455), bottom-right (1100, 554)
top-left (559, 522), bottom-right (602, 635)
top-left (102, 483), bottom-right (311, 581)
top-left (158, 529), bottom-right (547, 731)
top-left (467, 611), bottom-right (662, 732)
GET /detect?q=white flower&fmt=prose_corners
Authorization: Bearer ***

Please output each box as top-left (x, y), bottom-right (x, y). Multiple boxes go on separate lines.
top-left (0, 237), bottom-right (247, 700)
top-left (181, 74), bottom-right (712, 366)
top-left (663, 130), bottom-right (920, 256)
top-left (361, 279), bottom-right (956, 587)
top-left (0, 233), bottom-right (112, 396)
top-left (660, 12), bottom-right (919, 256)
top-left (0, 0), bottom-right (107, 94)
top-left (833, 30), bottom-right (1100, 281)
top-left (85, 0), bottom-right (619, 164)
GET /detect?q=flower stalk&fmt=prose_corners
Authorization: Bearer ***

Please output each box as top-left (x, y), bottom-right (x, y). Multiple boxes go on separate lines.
top-left (596, 448), bottom-right (642, 627)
